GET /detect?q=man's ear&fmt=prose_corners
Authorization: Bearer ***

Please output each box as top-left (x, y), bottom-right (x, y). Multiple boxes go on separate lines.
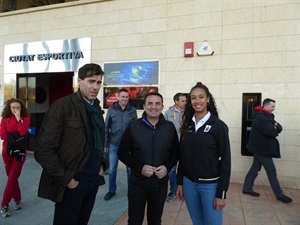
top-left (77, 78), bottom-right (82, 88)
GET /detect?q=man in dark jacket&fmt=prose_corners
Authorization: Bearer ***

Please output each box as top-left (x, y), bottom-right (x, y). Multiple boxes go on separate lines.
top-left (103, 88), bottom-right (137, 201)
top-left (243, 98), bottom-right (293, 203)
top-left (34, 63), bottom-right (107, 225)
top-left (118, 92), bottom-right (179, 225)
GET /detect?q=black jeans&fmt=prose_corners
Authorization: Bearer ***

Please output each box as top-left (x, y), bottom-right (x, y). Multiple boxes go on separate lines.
top-left (53, 179), bottom-right (99, 225)
top-left (128, 178), bottom-right (168, 225)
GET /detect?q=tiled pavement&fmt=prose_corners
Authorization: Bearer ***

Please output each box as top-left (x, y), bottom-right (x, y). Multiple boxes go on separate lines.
top-left (115, 183), bottom-right (300, 225)
top-left (0, 154), bottom-right (299, 225)
top-left (0, 154), bottom-right (128, 225)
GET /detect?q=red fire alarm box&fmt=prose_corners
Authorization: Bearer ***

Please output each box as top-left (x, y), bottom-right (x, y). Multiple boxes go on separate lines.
top-left (184, 42), bottom-right (194, 57)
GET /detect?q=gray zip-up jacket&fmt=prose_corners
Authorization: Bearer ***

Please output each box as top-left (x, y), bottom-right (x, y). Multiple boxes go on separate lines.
top-left (164, 105), bottom-right (184, 140)
top-left (104, 101), bottom-right (137, 147)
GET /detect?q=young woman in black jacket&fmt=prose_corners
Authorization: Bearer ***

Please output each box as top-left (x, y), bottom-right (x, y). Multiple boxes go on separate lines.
top-left (176, 82), bottom-right (231, 225)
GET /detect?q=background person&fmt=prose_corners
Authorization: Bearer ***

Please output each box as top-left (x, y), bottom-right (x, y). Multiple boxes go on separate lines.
top-left (34, 63), bottom-right (107, 225)
top-left (242, 98), bottom-right (293, 203)
top-left (104, 88), bottom-right (137, 201)
top-left (176, 82), bottom-right (231, 225)
top-left (118, 92), bottom-right (179, 225)
top-left (0, 98), bottom-right (30, 218)
top-left (164, 92), bottom-right (186, 203)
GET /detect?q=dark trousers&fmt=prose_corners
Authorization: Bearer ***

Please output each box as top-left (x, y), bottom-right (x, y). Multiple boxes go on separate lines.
top-left (53, 180), bottom-right (99, 225)
top-left (243, 154), bottom-right (283, 197)
top-left (128, 179), bottom-right (168, 225)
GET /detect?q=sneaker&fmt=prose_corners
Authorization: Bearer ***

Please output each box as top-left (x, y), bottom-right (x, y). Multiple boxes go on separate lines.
top-left (277, 195), bottom-right (293, 203)
top-left (104, 192), bottom-right (115, 201)
top-left (166, 192), bottom-right (176, 203)
top-left (1, 206), bottom-right (11, 218)
top-left (14, 202), bottom-right (22, 210)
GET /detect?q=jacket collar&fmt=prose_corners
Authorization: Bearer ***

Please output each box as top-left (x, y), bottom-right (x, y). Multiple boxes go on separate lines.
top-left (112, 101), bottom-right (132, 111)
top-left (141, 112), bottom-right (165, 129)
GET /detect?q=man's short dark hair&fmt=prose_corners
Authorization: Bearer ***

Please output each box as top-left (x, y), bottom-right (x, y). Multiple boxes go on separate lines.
top-left (119, 88), bottom-right (129, 94)
top-left (144, 92), bottom-right (163, 104)
top-left (263, 98), bottom-right (275, 106)
top-left (173, 92), bottom-right (186, 102)
top-left (78, 63), bottom-right (104, 80)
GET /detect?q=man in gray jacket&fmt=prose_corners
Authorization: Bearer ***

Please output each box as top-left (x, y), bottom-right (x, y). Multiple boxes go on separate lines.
top-left (164, 92), bottom-right (186, 202)
top-left (34, 63), bottom-right (107, 225)
top-left (104, 88), bottom-right (137, 200)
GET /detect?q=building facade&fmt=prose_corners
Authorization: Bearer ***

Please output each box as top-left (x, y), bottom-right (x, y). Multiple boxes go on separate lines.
top-left (0, 0), bottom-right (299, 188)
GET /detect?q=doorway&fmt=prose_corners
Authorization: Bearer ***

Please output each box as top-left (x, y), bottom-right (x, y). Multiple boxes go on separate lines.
top-left (17, 72), bottom-right (74, 150)
top-left (241, 93), bottom-right (262, 156)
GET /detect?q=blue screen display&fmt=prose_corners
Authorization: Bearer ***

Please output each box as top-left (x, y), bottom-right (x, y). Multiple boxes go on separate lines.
top-left (104, 60), bottom-right (159, 85)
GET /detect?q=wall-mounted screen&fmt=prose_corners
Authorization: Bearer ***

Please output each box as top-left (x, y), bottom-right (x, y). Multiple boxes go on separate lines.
top-left (104, 60), bottom-right (159, 85)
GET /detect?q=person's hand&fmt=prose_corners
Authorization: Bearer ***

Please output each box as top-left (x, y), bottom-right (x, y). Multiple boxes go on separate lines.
top-left (99, 166), bottom-right (104, 176)
top-left (67, 178), bottom-right (79, 189)
top-left (12, 107), bottom-right (21, 121)
top-left (104, 147), bottom-right (108, 153)
top-left (176, 185), bottom-right (184, 201)
top-left (213, 198), bottom-right (226, 211)
top-left (141, 165), bottom-right (156, 177)
top-left (154, 165), bottom-right (167, 179)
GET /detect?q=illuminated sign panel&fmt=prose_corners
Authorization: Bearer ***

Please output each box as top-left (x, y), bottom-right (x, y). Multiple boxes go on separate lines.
top-left (4, 37), bottom-right (91, 73)
top-left (104, 60), bottom-right (159, 85)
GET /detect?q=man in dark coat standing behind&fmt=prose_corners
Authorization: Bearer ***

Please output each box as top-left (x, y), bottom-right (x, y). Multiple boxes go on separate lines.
top-left (242, 98), bottom-right (293, 203)
top-left (103, 88), bottom-right (137, 201)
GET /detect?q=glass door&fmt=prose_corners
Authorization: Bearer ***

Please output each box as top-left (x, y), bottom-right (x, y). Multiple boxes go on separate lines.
top-left (241, 93), bottom-right (262, 156)
top-left (17, 75), bottom-right (37, 151)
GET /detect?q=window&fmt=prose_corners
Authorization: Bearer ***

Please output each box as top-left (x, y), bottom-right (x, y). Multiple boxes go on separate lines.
top-left (0, 0), bottom-right (77, 13)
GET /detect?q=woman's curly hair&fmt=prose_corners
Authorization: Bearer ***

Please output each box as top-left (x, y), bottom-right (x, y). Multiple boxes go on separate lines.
top-left (180, 82), bottom-right (218, 136)
top-left (1, 98), bottom-right (30, 118)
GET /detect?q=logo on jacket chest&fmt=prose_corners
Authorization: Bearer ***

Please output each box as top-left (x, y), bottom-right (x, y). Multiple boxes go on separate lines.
top-left (204, 125), bottom-right (211, 132)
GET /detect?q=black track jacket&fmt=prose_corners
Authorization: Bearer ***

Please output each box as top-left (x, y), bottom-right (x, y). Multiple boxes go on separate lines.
top-left (118, 112), bottom-right (179, 184)
top-left (177, 114), bottom-right (231, 199)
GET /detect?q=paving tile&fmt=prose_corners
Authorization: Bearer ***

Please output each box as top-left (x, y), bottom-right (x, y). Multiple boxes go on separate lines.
top-left (114, 182), bottom-right (300, 225)
top-left (1, 154), bottom-right (299, 225)
top-left (224, 206), bottom-right (245, 225)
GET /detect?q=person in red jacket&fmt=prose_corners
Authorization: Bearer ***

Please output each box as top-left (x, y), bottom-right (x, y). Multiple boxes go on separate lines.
top-left (0, 98), bottom-right (30, 218)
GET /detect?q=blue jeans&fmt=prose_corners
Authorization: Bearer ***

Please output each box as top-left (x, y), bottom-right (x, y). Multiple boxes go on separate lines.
top-left (168, 164), bottom-right (177, 194)
top-left (183, 177), bottom-right (223, 225)
top-left (243, 154), bottom-right (283, 197)
top-left (108, 143), bottom-right (130, 193)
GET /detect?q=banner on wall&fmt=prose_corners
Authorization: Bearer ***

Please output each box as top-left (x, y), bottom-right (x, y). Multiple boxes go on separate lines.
top-left (4, 37), bottom-right (91, 73)
top-left (104, 60), bottom-right (159, 85)
top-left (103, 86), bottom-right (158, 109)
